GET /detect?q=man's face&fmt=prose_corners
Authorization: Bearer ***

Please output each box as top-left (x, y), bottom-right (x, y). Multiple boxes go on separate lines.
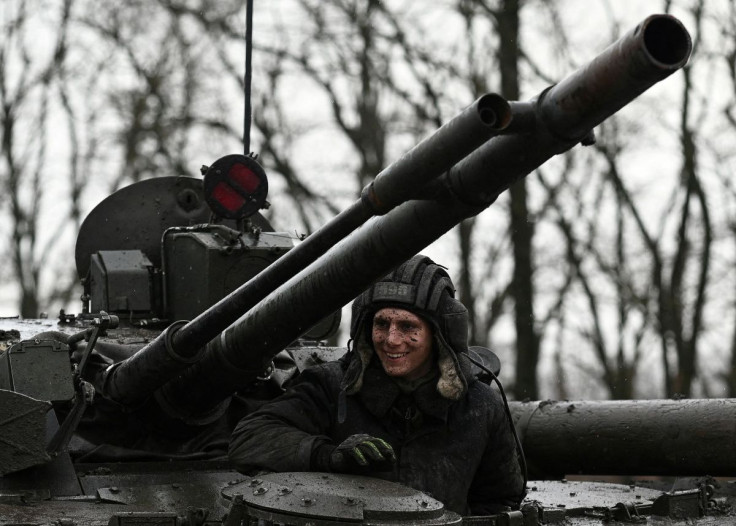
top-left (371, 307), bottom-right (433, 381)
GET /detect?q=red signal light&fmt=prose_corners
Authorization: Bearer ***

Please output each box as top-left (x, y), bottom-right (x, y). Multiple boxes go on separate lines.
top-left (203, 154), bottom-right (268, 219)
top-left (212, 182), bottom-right (246, 213)
top-left (229, 163), bottom-right (260, 193)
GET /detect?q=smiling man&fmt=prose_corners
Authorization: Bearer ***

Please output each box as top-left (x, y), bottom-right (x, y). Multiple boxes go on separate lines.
top-left (228, 255), bottom-right (525, 516)
top-left (372, 307), bottom-right (433, 379)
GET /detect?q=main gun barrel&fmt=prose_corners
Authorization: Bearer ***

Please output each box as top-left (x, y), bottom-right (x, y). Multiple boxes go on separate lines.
top-left (510, 399), bottom-right (736, 477)
top-left (155, 14), bottom-right (692, 421)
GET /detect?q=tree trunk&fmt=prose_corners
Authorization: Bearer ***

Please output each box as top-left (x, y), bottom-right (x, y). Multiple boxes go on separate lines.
top-left (457, 218), bottom-right (479, 344)
top-left (497, 0), bottom-right (539, 399)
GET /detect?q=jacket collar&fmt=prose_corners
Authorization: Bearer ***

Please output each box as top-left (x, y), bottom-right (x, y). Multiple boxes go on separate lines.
top-left (356, 359), bottom-right (455, 422)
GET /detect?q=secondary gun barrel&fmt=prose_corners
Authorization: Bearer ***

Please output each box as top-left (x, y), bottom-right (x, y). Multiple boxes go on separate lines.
top-left (509, 399), bottom-right (736, 477)
top-left (154, 14), bottom-right (692, 421)
top-left (97, 94), bottom-right (512, 407)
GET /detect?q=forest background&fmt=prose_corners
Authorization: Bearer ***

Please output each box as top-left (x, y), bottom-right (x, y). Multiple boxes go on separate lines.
top-left (1, 0), bottom-right (735, 402)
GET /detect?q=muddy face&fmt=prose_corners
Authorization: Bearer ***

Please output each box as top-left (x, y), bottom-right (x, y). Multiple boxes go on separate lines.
top-left (371, 308), bottom-right (433, 381)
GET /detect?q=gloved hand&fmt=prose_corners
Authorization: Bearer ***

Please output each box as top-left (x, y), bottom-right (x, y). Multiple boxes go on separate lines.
top-left (329, 434), bottom-right (396, 473)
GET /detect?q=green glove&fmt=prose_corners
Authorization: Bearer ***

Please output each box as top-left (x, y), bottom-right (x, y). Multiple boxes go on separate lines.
top-left (330, 434), bottom-right (396, 473)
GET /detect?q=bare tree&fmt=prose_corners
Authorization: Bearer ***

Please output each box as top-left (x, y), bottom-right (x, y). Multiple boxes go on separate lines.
top-left (0, 0), bottom-right (82, 317)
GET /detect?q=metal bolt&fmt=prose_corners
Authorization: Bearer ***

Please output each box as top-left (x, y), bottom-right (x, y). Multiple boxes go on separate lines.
top-left (253, 487), bottom-right (268, 496)
top-left (277, 487), bottom-right (292, 496)
top-left (248, 478), bottom-right (262, 487)
top-left (302, 498), bottom-right (314, 506)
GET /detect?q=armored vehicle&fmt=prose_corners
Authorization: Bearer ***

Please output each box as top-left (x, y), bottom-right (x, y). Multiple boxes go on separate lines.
top-left (2, 13), bottom-right (734, 526)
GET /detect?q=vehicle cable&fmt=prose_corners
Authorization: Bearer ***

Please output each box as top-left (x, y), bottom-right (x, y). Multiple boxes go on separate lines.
top-left (467, 353), bottom-right (529, 498)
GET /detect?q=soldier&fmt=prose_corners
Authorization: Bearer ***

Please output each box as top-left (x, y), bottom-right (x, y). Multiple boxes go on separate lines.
top-left (229, 255), bottom-right (525, 515)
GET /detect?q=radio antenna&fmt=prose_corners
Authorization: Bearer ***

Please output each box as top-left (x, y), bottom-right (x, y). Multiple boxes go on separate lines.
top-left (243, 0), bottom-right (254, 155)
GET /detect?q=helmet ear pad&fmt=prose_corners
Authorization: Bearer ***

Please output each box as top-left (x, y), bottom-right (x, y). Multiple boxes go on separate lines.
top-left (431, 293), bottom-right (469, 400)
top-left (343, 322), bottom-right (374, 395)
top-left (435, 329), bottom-right (467, 401)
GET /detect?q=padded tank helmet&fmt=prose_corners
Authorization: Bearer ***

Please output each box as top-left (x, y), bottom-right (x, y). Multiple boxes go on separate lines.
top-left (351, 255), bottom-right (469, 354)
top-left (345, 255), bottom-right (471, 400)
